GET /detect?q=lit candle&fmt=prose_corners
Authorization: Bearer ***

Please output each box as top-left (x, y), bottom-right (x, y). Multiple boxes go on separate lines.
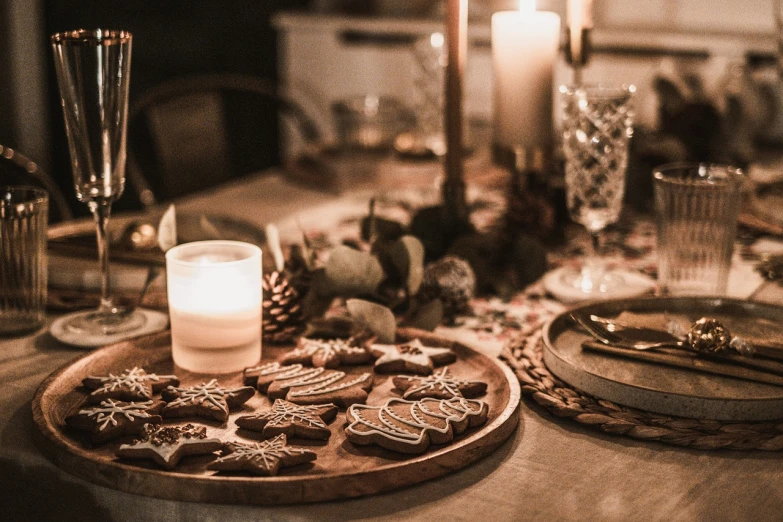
top-left (491, 0), bottom-right (561, 161)
top-left (166, 240), bottom-right (262, 374)
top-left (567, 0), bottom-right (594, 72)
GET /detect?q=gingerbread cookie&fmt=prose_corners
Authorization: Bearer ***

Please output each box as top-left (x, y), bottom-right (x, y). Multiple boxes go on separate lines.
top-left (208, 434), bottom-right (316, 476)
top-left (345, 397), bottom-right (488, 454)
top-left (65, 399), bottom-right (163, 444)
top-left (83, 367), bottom-right (179, 404)
top-left (281, 337), bottom-right (372, 368)
top-left (370, 339), bottom-right (456, 375)
top-left (236, 399), bottom-right (338, 440)
top-left (265, 367), bottom-right (373, 408)
top-left (392, 368), bottom-right (487, 400)
top-left (161, 379), bottom-right (255, 422)
top-left (116, 423), bottom-right (222, 470)
top-left (243, 362), bottom-right (315, 392)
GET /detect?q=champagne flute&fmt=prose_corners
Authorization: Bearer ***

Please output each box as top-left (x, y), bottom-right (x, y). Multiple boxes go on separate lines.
top-left (560, 84), bottom-right (635, 296)
top-left (51, 29), bottom-right (146, 335)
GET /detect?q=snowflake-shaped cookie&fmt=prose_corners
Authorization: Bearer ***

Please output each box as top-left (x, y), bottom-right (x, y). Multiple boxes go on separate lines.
top-left (161, 379), bottom-right (256, 422)
top-left (281, 337), bottom-right (372, 368)
top-left (116, 423), bottom-right (223, 469)
top-left (208, 434), bottom-right (316, 476)
top-left (392, 367), bottom-right (487, 400)
top-left (83, 367), bottom-right (179, 403)
top-left (236, 399), bottom-right (338, 440)
top-left (65, 399), bottom-right (163, 444)
top-left (370, 339), bottom-right (456, 375)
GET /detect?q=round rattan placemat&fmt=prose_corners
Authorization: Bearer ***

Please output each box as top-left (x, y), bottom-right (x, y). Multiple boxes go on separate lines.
top-left (501, 329), bottom-right (783, 451)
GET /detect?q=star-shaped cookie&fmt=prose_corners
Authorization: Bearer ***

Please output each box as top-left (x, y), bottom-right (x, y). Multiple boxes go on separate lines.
top-left (83, 367), bottom-right (179, 404)
top-left (392, 367), bottom-right (488, 400)
top-left (161, 379), bottom-right (256, 422)
top-left (65, 399), bottom-right (163, 444)
top-left (236, 399), bottom-right (338, 440)
top-left (208, 434), bottom-right (316, 476)
top-left (116, 423), bottom-right (223, 469)
top-left (370, 339), bottom-right (456, 375)
top-left (281, 337), bottom-right (372, 368)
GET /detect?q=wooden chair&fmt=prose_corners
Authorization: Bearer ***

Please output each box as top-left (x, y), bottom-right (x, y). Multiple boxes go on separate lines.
top-left (0, 145), bottom-right (73, 222)
top-left (126, 73), bottom-right (321, 208)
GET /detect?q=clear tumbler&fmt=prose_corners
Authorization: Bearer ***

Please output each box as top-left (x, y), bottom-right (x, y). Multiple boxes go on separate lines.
top-left (653, 163), bottom-right (746, 296)
top-left (0, 187), bottom-right (48, 335)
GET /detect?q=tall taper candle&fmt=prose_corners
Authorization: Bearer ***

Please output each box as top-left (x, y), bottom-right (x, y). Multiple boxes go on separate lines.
top-left (443, 0), bottom-right (469, 227)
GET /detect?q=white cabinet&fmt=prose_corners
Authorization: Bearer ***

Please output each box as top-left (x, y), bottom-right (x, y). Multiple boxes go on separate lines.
top-left (275, 11), bottom-right (776, 152)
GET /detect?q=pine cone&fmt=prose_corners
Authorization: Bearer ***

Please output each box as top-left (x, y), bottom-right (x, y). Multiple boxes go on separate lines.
top-left (262, 271), bottom-right (304, 344)
top-left (420, 256), bottom-right (476, 319)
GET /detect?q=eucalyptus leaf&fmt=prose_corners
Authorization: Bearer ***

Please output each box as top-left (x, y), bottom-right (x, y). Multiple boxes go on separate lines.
top-left (407, 298), bottom-right (443, 331)
top-left (157, 204), bottom-right (177, 252)
top-left (324, 245), bottom-right (384, 297)
top-left (301, 269), bottom-right (334, 318)
top-left (391, 235), bottom-right (425, 295)
top-left (346, 298), bottom-right (396, 343)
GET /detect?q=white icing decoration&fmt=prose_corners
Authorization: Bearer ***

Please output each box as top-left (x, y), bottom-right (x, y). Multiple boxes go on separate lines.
top-left (290, 338), bottom-right (367, 362)
top-left (345, 397), bottom-right (485, 448)
top-left (287, 371), bottom-right (371, 398)
top-left (398, 368), bottom-right (475, 399)
top-left (215, 435), bottom-right (310, 471)
top-left (88, 367), bottom-right (176, 397)
top-left (78, 399), bottom-right (153, 431)
top-left (247, 400), bottom-right (333, 429)
top-left (165, 379), bottom-right (242, 414)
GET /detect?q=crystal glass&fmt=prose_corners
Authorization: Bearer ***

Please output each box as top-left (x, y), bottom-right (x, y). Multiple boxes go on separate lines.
top-left (0, 187), bottom-right (48, 335)
top-left (654, 163), bottom-right (746, 296)
top-left (51, 29), bottom-right (146, 336)
top-left (560, 84), bottom-right (635, 296)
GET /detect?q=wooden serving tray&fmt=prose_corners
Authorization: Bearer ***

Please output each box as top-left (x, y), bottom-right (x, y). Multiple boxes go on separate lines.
top-left (32, 330), bottom-right (520, 505)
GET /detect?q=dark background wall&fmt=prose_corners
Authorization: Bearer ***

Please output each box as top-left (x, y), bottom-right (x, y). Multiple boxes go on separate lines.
top-left (0, 0), bottom-right (310, 215)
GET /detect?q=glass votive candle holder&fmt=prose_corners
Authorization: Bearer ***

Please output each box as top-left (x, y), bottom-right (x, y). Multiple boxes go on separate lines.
top-left (166, 240), bottom-right (262, 374)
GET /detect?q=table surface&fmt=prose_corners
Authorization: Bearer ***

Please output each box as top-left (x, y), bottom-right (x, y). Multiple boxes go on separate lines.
top-left (4, 161), bottom-right (783, 522)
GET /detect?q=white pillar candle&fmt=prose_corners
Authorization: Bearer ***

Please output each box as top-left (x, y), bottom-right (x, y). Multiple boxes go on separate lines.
top-left (166, 240), bottom-right (262, 374)
top-left (492, 1), bottom-right (561, 155)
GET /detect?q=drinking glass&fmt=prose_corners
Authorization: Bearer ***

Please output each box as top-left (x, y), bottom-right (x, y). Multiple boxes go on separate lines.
top-left (0, 187), bottom-right (48, 335)
top-left (560, 84), bottom-right (635, 296)
top-left (51, 29), bottom-right (146, 335)
top-left (654, 163), bottom-right (745, 296)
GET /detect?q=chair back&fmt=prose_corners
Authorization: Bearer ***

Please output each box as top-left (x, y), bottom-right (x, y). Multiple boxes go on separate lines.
top-left (127, 73), bottom-right (320, 207)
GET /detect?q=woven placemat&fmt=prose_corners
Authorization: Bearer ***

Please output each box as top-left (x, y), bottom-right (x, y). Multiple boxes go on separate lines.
top-left (500, 329), bottom-right (783, 451)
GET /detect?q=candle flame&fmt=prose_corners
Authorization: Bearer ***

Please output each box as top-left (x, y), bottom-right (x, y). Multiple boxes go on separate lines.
top-left (519, 0), bottom-right (535, 13)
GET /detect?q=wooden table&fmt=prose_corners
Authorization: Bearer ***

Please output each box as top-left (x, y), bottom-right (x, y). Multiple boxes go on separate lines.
top-left (3, 165), bottom-right (783, 521)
